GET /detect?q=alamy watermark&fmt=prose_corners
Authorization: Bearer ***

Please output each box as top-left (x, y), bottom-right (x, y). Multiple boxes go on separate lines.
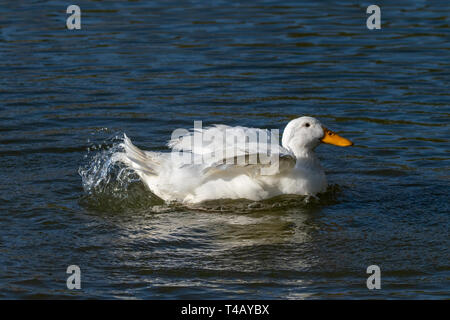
top-left (170, 121), bottom-right (281, 175)
top-left (366, 5), bottom-right (381, 30)
top-left (66, 5), bottom-right (81, 30)
top-left (65, 5), bottom-right (381, 31)
top-left (66, 265), bottom-right (81, 289)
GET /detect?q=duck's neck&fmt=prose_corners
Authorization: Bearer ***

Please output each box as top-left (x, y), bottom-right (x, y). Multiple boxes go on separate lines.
top-left (284, 144), bottom-right (316, 159)
top-left (288, 147), bottom-right (323, 171)
top-left (293, 148), bottom-right (315, 159)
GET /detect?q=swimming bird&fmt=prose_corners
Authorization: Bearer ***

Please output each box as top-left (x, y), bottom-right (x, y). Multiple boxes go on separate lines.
top-left (116, 116), bottom-right (353, 204)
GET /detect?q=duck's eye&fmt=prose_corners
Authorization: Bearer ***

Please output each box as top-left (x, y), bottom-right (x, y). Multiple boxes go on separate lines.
top-left (305, 123), bottom-right (310, 128)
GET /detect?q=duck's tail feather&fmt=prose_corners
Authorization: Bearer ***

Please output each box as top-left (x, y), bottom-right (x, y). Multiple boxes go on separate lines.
top-left (119, 134), bottom-right (159, 176)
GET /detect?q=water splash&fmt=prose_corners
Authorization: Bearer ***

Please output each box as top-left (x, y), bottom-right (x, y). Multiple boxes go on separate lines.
top-left (78, 132), bottom-right (164, 212)
top-left (79, 133), bottom-right (132, 195)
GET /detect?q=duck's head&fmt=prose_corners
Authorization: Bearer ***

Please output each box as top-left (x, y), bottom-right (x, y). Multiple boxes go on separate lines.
top-left (281, 116), bottom-right (353, 157)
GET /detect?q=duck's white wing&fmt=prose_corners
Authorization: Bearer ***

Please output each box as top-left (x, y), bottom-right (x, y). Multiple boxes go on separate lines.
top-left (168, 125), bottom-right (296, 176)
top-left (200, 152), bottom-right (296, 178)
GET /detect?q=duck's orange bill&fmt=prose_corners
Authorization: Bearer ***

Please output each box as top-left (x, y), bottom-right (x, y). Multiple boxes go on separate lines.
top-left (321, 128), bottom-right (353, 147)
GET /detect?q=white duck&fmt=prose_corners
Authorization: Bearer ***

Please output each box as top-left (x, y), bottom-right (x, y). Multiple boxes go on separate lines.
top-left (116, 116), bottom-right (353, 204)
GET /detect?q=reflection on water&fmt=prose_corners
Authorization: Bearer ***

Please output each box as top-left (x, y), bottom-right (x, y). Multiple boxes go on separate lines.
top-left (0, 0), bottom-right (449, 299)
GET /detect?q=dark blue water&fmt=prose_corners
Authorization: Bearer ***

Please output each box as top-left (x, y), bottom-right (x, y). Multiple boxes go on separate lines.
top-left (0, 0), bottom-right (449, 299)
